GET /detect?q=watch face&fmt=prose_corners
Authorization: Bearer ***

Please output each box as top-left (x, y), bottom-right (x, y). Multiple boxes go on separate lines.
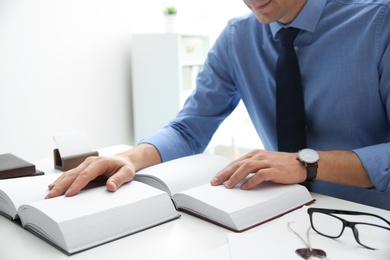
top-left (299, 149), bottom-right (319, 164)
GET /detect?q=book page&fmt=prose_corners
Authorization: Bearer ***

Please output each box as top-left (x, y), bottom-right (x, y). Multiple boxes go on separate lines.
top-left (134, 154), bottom-right (230, 196)
top-left (18, 181), bottom-right (179, 254)
top-left (173, 181), bottom-right (313, 231)
top-left (0, 174), bottom-right (60, 219)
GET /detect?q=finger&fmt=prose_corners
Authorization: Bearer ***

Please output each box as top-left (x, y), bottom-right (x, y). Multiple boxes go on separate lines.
top-left (211, 150), bottom-right (267, 186)
top-left (47, 167), bottom-right (86, 190)
top-left (64, 160), bottom-right (106, 197)
top-left (45, 158), bottom-right (96, 198)
top-left (106, 164), bottom-right (135, 192)
top-left (47, 173), bottom-right (66, 190)
top-left (210, 163), bottom-right (239, 186)
top-left (229, 151), bottom-right (257, 164)
top-left (224, 159), bottom-right (266, 189)
top-left (240, 169), bottom-right (270, 190)
top-left (45, 169), bottom-right (83, 198)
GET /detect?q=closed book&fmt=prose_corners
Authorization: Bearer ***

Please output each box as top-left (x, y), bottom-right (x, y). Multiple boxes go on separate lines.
top-left (0, 153), bottom-right (43, 179)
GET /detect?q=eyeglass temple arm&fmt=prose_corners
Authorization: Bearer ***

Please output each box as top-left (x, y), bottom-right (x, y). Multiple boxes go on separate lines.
top-left (307, 207), bottom-right (390, 226)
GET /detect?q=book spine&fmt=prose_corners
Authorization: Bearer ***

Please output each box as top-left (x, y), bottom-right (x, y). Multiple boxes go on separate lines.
top-left (0, 166), bottom-right (36, 179)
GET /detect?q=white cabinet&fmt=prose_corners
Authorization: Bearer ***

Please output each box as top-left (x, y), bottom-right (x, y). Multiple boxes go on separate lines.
top-left (131, 33), bottom-right (210, 143)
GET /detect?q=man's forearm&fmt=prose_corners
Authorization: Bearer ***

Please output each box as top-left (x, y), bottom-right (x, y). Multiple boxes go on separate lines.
top-left (317, 150), bottom-right (373, 188)
top-left (117, 143), bottom-right (162, 172)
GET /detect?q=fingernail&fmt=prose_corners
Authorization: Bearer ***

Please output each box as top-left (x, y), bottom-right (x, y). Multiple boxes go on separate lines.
top-left (224, 180), bottom-right (232, 189)
top-left (65, 187), bottom-right (73, 197)
top-left (107, 180), bottom-right (117, 192)
top-left (211, 177), bottom-right (218, 185)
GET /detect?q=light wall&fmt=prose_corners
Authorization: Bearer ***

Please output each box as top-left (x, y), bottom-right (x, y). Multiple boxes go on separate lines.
top-left (0, 0), bottom-right (249, 161)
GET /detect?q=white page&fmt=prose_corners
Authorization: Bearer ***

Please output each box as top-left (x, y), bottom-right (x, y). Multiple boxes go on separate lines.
top-left (0, 174), bottom-right (61, 217)
top-left (19, 181), bottom-right (179, 253)
top-left (23, 181), bottom-right (171, 222)
top-left (173, 181), bottom-right (312, 230)
top-left (134, 154), bottom-right (230, 196)
top-left (177, 181), bottom-right (309, 213)
top-left (228, 207), bottom-right (390, 260)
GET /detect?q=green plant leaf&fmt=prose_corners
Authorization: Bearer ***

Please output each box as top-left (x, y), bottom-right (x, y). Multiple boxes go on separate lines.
top-left (163, 6), bottom-right (177, 15)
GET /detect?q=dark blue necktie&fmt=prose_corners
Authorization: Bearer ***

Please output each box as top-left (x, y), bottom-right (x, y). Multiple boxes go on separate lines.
top-left (276, 27), bottom-right (307, 152)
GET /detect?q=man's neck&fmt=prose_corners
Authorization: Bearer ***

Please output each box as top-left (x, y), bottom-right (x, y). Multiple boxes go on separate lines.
top-left (278, 0), bottom-right (307, 25)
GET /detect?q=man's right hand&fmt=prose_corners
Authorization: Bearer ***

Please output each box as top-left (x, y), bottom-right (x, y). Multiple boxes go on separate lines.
top-left (45, 155), bottom-right (136, 199)
top-left (45, 144), bottom-right (162, 199)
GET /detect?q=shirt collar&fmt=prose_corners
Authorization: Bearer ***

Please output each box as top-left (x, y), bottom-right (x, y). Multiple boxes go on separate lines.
top-left (270, 0), bottom-right (326, 37)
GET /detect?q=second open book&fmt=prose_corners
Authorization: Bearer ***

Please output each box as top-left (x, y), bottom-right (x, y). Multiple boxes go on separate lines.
top-left (0, 153), bottom-right (313, 254)
top-left (135, 154), bottom-right (314, 232)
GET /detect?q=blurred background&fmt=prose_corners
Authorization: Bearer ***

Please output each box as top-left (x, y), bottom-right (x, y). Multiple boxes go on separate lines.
top-left (0, 0), bottom-right (262, 162)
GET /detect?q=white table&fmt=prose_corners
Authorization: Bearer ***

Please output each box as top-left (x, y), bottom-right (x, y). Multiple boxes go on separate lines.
top-left (1, 145), bottom-right (389, 260)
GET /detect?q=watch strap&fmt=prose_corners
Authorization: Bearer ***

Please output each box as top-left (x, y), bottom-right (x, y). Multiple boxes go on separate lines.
top-left (304, 163), bottom-right (318, 184)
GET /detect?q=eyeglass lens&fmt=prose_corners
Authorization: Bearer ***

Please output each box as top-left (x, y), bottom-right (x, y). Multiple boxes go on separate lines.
top-left (311, 212), bottom-right (390, 250)
top-left (355, 223), bottom-right (390, 250)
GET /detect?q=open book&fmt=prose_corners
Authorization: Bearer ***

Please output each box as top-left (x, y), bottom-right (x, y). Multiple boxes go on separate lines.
top-left (0, 174), bottom-right (179, 255)
top-left (134, 154), bottom-right (315, 232)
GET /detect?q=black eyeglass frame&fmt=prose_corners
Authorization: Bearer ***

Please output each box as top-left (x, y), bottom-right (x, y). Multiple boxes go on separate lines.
top-left (307, 207), bottom-right (390, 250)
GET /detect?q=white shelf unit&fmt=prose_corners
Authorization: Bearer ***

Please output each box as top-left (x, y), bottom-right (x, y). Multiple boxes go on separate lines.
top-left (131, 33), bottom-right (210, 143)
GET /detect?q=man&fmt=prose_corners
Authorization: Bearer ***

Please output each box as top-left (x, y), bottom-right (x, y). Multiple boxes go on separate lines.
top-left (46, 0), bottom-right (390, 209)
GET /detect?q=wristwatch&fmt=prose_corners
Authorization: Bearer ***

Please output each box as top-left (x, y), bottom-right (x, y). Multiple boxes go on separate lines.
top-left (297, 148), bottom-right (320, 184)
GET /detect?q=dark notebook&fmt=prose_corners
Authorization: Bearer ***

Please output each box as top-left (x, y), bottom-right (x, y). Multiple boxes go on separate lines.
top-left (0, 153), bottom-right (44, 179)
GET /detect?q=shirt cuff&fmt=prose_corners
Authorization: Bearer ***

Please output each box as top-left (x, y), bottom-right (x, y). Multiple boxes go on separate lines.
top-left (353, 143), bottom-right (390, 191)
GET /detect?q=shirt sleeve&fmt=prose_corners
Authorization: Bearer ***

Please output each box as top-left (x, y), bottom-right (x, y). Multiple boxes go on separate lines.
top-left (140, 22), bottom-right (241, 162)
top-left (353, 17), bottom-right (390, 192)
top-left (354, 144), bottom-right (390, 192)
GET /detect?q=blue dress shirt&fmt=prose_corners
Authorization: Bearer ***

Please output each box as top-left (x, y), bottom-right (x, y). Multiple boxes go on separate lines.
top-left (142, 0), bottom-right (390, 209)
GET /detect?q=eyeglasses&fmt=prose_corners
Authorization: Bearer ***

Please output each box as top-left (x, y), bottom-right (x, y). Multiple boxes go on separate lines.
top-left (308, 207), bottom-right (390, 250)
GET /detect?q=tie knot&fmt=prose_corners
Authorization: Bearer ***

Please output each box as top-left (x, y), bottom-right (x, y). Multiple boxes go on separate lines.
top-left (277, 27), bottom-right (299, 46)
